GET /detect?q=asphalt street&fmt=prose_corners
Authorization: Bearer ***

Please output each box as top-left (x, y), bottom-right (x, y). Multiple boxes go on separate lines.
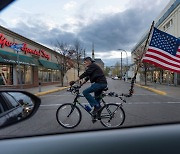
top-left (1, 78), bottom-right (180, 138)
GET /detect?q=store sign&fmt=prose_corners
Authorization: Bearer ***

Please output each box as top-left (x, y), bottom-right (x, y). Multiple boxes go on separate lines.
top-left (21, 43), bottom-right (50, 60)
top-left (0, 33), bottom-right (50, 60)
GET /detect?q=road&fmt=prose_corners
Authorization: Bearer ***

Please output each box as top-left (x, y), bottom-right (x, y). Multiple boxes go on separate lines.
top-left (1, 78), bottom-right (180, 138)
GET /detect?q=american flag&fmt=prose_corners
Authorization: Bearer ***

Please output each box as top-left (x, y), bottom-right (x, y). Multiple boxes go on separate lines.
top-left (142, 27), bottom-right (180, 73)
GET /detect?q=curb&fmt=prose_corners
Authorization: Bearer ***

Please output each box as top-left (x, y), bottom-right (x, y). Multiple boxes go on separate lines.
top-left (135, 84), bottom-right (167, 95)
top-left (34, 87), bottom-right (68, 96)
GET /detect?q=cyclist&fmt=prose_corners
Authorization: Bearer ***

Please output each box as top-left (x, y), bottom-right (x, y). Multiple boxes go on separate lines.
top-left (71, 57), bottom-right (107, 115)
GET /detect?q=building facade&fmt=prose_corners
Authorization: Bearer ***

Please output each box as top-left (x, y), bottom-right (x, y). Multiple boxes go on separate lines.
top-left (131, 0), bottom-right (180, 85)
top-left (0, 25), bottom-right (63, 88)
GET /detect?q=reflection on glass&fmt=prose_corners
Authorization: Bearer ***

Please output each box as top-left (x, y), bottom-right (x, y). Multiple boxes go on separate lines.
top-left (0, 92), bottom-right (35, 128)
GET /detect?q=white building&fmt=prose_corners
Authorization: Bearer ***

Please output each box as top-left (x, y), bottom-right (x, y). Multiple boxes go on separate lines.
top-left (131, 0), bottom-right (180, 85)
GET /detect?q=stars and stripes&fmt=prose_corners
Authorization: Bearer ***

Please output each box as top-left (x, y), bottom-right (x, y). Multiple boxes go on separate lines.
top-left (142, 27), bottom-right (180, 73)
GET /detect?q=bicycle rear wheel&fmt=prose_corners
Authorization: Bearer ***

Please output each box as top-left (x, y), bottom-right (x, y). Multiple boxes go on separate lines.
top-left (100, 103), bottom-right (125, 128)
top-left (56, 103), bottom-right (82, 129)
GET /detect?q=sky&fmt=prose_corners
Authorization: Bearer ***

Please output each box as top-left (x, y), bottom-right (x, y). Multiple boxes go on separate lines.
top-left (0, 0), bottom-right (171, 66)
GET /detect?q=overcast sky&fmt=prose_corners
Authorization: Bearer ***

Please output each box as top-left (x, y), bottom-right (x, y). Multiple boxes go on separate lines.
top-left (0, 0), bottom-right (171, 66)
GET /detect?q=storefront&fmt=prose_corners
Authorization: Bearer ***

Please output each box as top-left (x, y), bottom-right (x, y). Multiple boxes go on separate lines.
top-left (0, 26), bottom-right (62, 88)
top-left (140, 68), bottom-right (176, 85)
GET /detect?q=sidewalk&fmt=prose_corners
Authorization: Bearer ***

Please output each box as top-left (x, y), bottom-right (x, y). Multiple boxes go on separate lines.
top-left (135, 81), bottom-right (180, 99)
top-left (22, 84), bottom-right (68, 96)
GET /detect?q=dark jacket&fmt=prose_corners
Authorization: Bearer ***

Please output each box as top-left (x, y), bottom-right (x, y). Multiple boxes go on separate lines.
top-left (79, 63), bottom-right (107, 84)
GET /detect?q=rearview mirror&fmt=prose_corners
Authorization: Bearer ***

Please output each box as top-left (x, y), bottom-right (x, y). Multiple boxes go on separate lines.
top-left (0, 90), bottom-right (41, 128)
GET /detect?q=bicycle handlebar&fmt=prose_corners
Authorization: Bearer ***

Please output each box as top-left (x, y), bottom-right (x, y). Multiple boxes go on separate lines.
top-left (67, 84), bottom-right (81, 94)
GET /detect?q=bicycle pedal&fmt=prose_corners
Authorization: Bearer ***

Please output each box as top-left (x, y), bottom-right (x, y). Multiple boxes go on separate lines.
top-left (97, 117), bottom-right (101, 120)
top-left (92, 119), bottom-right (97, 123)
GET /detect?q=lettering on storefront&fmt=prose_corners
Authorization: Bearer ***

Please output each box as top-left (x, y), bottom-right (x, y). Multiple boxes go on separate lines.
top-left (0, 33), bottom-right (50, 60)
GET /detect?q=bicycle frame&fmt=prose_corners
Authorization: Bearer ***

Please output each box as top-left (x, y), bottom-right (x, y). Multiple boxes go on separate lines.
top-left (72, 94), bottom-right (93, 116)
top-left (71, 89), bottom-right (109, 117)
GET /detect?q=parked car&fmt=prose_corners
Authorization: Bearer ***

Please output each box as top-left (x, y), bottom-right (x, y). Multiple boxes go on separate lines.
top-left (113, 76), bottom-right (119, 80)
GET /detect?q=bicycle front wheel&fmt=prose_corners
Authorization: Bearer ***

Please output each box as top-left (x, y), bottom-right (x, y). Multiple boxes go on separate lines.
top-left (100, 103), bottom-right (125, 128)
top-left (56, 103), bottom-right (82, 129)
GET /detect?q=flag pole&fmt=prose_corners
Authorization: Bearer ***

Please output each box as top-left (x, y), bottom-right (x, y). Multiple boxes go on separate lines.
top-left (128, 21), bottom-right (155, 96)
top-left (140, 21), bottom-right (155, 61)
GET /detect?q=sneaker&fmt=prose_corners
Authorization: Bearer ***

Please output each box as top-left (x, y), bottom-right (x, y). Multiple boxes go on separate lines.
top-left (91, 105), bottom-right (102, 115)
top-left (92, 118), bottom-right (97, 123)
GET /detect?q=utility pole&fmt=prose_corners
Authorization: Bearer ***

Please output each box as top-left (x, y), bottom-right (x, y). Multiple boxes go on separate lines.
top-left (118, 49), bottom-right (128, 80)
top-left (92, 42), bottom-right (95, 60)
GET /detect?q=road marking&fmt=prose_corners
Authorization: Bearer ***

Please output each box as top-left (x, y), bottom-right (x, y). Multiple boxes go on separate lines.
top-left (40, 104), bottom-right (62, 107)
top-left (115, 102), bottom-right (180, 105)
top-left (40, 102), bottom-right (89, 107)
top-left (132, 94), bottom-right (157, 96)
top-left (40, 94), bottom-right (73, 97)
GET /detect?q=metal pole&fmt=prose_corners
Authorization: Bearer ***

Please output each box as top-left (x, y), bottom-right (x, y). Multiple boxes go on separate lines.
top-left (118, 49), bottom-right (128, 80)
top-left (39, 82), bottom-right (41, 92)
top-left (17, 51), bottom-right (23, 89)
top-left (125, 51), bottom-right (128, 80)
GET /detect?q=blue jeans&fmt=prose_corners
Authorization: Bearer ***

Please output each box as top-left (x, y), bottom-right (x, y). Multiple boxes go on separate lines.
top-left (82, 83), bottom-right (107, 107)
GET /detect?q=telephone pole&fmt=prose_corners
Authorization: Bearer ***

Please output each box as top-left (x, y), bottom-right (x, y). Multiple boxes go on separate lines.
top-left (92, 42), bottom-right (95, 60)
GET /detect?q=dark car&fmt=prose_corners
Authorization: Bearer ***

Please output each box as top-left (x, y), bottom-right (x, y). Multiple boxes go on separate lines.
top-left (0, 91), bottom-right (36, 128)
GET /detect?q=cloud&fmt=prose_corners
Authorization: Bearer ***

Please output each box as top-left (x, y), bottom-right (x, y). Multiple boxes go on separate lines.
top-left (63, 1), bottom-right (77, 11)
top-left (9, 16), bottom-right (76, 47)
top-left (78, 7), bottom-right (156, 51)
top-left (0, 0), bottom-right (170, 66)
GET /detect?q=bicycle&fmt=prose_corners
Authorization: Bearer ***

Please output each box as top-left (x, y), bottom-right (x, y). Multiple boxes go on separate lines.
top-left (56, 83), bottom-right (128, 129)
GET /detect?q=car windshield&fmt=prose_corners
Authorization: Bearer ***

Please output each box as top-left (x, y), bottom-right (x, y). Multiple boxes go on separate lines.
top-left (0, 0), bottom-right (180, 139)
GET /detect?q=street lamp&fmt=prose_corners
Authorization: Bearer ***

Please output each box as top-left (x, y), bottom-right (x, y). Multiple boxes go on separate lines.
top-left (117, 49), bottom-right (128, 80)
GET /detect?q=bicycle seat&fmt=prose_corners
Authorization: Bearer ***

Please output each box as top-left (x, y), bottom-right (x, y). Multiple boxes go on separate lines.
top-left (103, 87), bottom-right (108, 91)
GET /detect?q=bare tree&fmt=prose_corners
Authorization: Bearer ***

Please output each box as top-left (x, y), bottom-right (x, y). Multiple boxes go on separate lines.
top-left (54, 41), bottom-right (74, 86)
top-left (72, 39), bottom-right (86, 77)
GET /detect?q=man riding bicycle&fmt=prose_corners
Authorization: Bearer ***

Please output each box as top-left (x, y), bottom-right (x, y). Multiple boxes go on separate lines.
top-left (71, 57), bottom-right (107, 115)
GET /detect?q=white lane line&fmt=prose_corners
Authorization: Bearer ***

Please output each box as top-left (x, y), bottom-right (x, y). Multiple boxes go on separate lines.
top-left (40, 104), bottom-right (62, 107)
top-left (115, 102), bottom-right (180, 105)
top-left (40, 95), bottom-right (73, 97)
top-left (40, 102), bottom-right (89, 107)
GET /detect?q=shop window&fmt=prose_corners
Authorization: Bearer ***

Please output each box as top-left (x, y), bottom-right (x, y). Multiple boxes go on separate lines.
top-left (38, 68), bottom-right (43, 82)
top-left (16, 65), bottom-right (33, 84)
top-left (52, 70), bottom-right (61, 82)
top-left (162, 71), bottom-right (174, 85)
top-left (38, 67), bottom-right (61, 82)
top-left (25, 65), bottom-right (33, 84)
top-left (0, 64), bottom-right (13, 85)
top-left (38, 67), bottom-right (51, 82)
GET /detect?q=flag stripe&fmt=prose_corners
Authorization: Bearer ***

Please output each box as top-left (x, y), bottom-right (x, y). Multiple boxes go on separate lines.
top-left (144, 52), bottom-right (180, 68)
top-left (146, 46), bottom-right (180, 63)
top-left (142, 58), bottom-right (180, 73)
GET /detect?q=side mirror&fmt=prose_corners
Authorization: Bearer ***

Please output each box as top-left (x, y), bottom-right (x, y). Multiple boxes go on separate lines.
top-left (0, 90), bottom-right (41, 128)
